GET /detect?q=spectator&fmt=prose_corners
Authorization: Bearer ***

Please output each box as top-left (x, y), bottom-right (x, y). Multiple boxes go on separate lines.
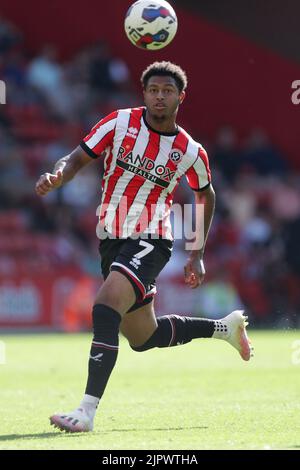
top-left (27, 45), bottom-right (72, 117)
top-left (241, 128), bottom-right (287, 176)
top-left (0, 14), bottom-right (22, 54)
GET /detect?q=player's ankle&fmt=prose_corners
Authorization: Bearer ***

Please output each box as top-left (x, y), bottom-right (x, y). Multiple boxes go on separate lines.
top-left (80, 394), bottom-right (99, 420)
top-left (81, 406), bottom-right (96, 421)
top-left (212, 320), bottom-right (229, 340)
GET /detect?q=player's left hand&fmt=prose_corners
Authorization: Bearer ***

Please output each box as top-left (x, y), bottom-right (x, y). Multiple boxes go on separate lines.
top-left (184, 256), bottom-right (205, 289)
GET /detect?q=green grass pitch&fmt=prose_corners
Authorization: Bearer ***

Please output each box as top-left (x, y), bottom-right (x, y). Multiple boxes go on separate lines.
top-left (1, 330), bottom-right (300, 450)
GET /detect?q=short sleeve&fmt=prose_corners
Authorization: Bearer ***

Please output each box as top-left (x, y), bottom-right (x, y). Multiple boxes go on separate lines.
top-left (80, 111), bottom-right (117, 158)
top-left (185, 147), bottom-right (211, 191)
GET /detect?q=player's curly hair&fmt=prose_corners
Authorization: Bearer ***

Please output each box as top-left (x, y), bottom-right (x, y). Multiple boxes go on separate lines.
top-left (141, 61), bottom-right (188, 93)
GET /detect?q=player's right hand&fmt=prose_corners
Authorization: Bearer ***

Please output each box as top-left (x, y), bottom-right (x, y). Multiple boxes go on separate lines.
top-left (184, 256), bottom-right (206, 289)
top-left (35, 170), bottom-right (63, 196)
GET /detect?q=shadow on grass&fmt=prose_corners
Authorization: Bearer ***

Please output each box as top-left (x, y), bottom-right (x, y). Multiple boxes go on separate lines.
top-left (107, 426), bottom-right (208, 433)
top-left (0, 426), bottom-right (207, 441)
top-left (0, 432), bottom-right (73, 441)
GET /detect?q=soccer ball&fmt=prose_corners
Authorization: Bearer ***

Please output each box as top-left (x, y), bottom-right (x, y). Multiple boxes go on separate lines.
top-left (124, 0), bottom-right (178, 50)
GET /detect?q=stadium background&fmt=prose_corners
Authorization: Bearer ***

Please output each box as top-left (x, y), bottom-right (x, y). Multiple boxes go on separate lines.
top-left (0, 0), bottom-right (300, 332)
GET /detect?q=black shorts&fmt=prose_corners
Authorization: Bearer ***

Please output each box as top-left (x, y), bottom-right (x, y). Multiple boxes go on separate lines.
top-left (99, 237), bottom-right (173, 313)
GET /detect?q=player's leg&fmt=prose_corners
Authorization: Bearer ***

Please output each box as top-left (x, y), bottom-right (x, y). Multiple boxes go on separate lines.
top-left (50, 235), bottom-right (174, 433)
top-left (50, 269), bottom-right (136, 433)
top-left (123, 301), bottom-right (252, 362)
top-left (120, 300), bottom-right (157, 347)
top-left (117, 237), bottom-right (251, 360)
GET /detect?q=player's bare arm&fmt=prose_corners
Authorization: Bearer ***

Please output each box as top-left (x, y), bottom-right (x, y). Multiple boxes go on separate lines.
top-left (35, 145), bottom-right (92, 196)
top-left (184, 184), bottom-right (216, 289)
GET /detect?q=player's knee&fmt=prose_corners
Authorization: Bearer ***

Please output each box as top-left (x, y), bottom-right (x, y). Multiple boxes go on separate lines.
top-left (94, 279), bottom-right (135, 315)
top-left (92, 304), bottom-right (122, 335)
top-left (129, 330), bottom-right (158, 352)
top-left (129, 342), bottom-right (150, 352)
top-left (95, 292), bottom-right (122, 312)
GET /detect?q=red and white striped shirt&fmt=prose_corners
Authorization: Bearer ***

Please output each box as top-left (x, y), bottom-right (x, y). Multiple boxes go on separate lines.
top-left (80, 107), bottom-right (211, 239)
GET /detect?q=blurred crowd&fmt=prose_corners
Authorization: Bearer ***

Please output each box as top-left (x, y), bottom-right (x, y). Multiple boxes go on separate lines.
top-left (1, 16), bottom-right (300, 326)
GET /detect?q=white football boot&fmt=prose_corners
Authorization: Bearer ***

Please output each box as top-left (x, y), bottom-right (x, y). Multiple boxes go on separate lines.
top-left (214, 310), bottom-right (253, 361)
top-left (50, 407), bottom-right (94, 433)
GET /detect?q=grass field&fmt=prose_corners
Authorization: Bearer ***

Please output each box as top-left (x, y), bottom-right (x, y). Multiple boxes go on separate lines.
top-left (1, 330), bottom-right (300, 450)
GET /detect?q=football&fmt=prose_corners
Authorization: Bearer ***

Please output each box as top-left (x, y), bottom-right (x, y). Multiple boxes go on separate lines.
top-left (124, 0), bottom-right (178, 50)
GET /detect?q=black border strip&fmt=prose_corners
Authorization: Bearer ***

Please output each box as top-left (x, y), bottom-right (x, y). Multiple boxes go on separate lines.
top-left (80, 141), bottom-right (98, 159)
top-left (191, 182), bottom-right (211, 192)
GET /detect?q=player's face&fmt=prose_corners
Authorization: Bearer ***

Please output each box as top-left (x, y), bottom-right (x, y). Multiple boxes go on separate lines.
top-left (143, 76), bottom-right (185, 121)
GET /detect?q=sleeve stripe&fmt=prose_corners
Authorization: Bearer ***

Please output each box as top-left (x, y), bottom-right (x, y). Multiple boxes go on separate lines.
top-left (84, 118), bottom-right (117, 149)
top-left (198, 147), bottom-right (211, 182)
top-left (188, 165), bottom-right (200, 188)
top-left (93, 129), bottom-right (115, 155)
top-left (185, 145), bottom-right (211, 191)
top-left (189, 158), bottom-right (209, 189)
top-left (193, 156), bottom-right (210, 185)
